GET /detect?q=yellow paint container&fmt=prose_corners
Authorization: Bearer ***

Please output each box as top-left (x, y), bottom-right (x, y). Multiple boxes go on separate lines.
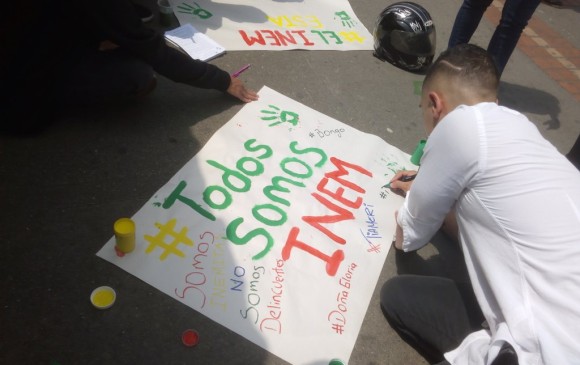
top-left (90, 286), bottom-right (116, 309)
top-left (114, 218), bottom-right (136, 253)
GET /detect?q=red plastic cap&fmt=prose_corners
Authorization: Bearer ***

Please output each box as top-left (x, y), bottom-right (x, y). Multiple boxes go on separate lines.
top-left (181, 329), bottom-right (199, 347)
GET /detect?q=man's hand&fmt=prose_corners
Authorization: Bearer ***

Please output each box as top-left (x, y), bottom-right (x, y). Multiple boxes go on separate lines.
top-left (99, 40), bottom-right (119, 51)
top-left (227, 77), bottom-right (259, 103)
top-left (389, 170), bottom-right (418, 197)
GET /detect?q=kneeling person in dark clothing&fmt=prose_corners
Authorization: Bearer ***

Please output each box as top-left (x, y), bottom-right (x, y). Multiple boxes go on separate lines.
top-left (0, 0), bottom-right (258, 134)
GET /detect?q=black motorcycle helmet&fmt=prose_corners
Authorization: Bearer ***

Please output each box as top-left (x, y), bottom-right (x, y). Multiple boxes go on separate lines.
top-left (373, 2), bottom-right (436, 72)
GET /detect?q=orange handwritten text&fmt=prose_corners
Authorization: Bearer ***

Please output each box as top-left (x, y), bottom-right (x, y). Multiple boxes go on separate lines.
top-left (328, 262), bottom-right (357, 334)
top-left (174, 231), bottom-right (216, 309)
top-left (260, 259), bottom-right (286, 334)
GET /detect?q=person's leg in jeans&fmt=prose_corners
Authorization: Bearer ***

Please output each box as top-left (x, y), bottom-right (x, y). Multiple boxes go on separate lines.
top-left (380, 275), bottom-right (485, 364)
top-left (487, 0), bottom-right (541, 75)
top-left (448, 0), bottom-right (494, 48)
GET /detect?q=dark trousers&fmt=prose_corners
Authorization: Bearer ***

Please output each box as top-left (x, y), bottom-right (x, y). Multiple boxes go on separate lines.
top-left (380, 275), bottom-right (485, 364)
top-left (1, 48), bottom-right (155, 135)
top-left (567, 134), bottom-right (580, 170)
top-left (55, 48), bottom-right (155, 106)
top-left (448, 0), bottom-right (541, 75)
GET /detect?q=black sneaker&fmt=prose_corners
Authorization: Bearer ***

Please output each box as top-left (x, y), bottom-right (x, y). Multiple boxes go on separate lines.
top-left (491, 343), bottom-right (518, 365)
top-left (133, 3), bottom-right (154, 23)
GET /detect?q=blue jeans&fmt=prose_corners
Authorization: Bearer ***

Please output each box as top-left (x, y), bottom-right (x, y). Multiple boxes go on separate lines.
top-left (448, 0), bottom-right (541, 75)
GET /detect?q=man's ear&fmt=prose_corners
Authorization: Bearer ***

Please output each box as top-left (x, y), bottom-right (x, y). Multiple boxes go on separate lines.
top-left (429, 92), bottom-right (444, 124)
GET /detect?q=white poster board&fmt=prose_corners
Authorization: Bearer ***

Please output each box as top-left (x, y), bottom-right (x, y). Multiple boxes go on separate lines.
top-left (168, 0), bottom-right (375, 51)
top-left (97, 86), bottom-right (413, 364)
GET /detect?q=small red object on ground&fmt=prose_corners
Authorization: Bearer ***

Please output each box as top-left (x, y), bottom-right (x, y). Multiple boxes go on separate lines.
top-left (181, 329), bottom-right (199, 347)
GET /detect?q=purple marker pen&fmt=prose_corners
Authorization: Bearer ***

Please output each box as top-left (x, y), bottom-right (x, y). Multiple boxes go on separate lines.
top-left (231, 64), bottom-right (251, 78)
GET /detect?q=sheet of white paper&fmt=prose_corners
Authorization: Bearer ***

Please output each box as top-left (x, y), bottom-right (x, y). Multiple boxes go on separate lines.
top-left (165, 23), bottom-right (226, 61)
top-left (97, 86), bottom-right (412, 364)
top-left (168, 0), bottom-right (374, 51)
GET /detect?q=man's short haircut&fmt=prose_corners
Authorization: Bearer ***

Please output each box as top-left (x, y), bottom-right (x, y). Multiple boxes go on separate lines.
top-left (423, 44), bottom-right (499, 99)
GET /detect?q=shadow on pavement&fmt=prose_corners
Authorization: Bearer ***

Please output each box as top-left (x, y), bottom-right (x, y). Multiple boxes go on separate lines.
top-left (394, 230), bottom-right (469, 283)
top-left (499, 81), bottom-right (561, 130)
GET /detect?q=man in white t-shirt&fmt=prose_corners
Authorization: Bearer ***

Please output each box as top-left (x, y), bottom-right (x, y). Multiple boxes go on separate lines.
top-left (381, 44), bottom-right (580, 365)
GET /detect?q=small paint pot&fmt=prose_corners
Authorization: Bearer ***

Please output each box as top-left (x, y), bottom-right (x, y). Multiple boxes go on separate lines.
top-left (114, 218), bottom-right (136, 253)
top-left (90, 286), bottom-right (116, 310)
top-left (181, 329), bottom-right (200, 347)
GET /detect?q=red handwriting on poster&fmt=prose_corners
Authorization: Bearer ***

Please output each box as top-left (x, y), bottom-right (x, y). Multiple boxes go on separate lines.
top-left (239, 30), bottom-right (365, 47)
top-left (174, 231), bottom-right (215, 308)
top-left (260, 259), bottom-right (286, 334)
top-left (328, 262), bottom-right (357, 334)
top-left (281, 157), bottom-right (372, 276)
top-left (239, 30), bottom-right (315, 47)
top-left (173, 232), bottom-right (228, 311)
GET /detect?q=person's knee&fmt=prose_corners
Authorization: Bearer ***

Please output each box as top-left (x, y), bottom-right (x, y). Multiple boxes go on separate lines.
top-left (130, 61), bottom-right (156, 96)
top-left (106, 55), bottom-right (155, 98)
top-left (464, 0), bottom-right (493, 11)
top-left (380, 276), bottom-right (409, 321)
top-left (57, 49), bottom-right (156, 105)
top-left (0, 99), bottom-right (55, 135)
top-left (497, 18), bottom-right (528, 33)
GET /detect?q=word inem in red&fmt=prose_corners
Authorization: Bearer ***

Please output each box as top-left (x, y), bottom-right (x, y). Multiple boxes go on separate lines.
top-left (282, 157), bottom-right (372, 276)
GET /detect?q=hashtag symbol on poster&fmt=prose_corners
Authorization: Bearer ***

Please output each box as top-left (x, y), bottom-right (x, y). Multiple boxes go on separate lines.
top-left (331, 323), bottom-right (345, 334)
top-left (144, 218), bottom-right (194, 261)
top-left (367, 242), bottom-right (381, 253)
top-left (334, 11), bottom-right (357, 28)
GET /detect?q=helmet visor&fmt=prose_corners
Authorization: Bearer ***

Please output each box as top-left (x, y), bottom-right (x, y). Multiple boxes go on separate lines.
top-left (390, 29), bottom-right (436, 56)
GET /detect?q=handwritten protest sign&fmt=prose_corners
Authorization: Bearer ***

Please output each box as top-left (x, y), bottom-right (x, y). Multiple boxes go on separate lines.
top-left (168, 0), bottom-right (374, 51)
top-left (97, 86), bottom-right (412, 364)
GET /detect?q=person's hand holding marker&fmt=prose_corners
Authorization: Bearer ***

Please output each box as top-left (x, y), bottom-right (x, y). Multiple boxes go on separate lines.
top-left (387, 170), bottom-right (418, 197)
top-left (227, 64), bottom-right (259, 103)
top-left (389, 171), bottom-right (417, 250)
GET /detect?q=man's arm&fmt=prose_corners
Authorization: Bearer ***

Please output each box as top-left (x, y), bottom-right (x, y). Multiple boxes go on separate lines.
top-left (441, 209), bottom-right (459, 242)
top-left (393, 211), bottom-right (404, 250)
top-left (393, 208), bottom-right (458, 250)
top-left (395, 108), bottom-right (479, 251)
